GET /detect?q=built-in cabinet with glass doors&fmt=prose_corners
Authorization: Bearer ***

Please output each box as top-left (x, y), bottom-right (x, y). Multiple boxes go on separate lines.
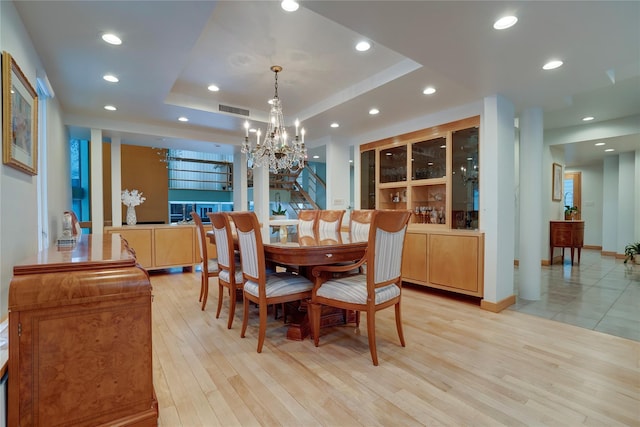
top-left (360, 116), bottom-right (486, 300)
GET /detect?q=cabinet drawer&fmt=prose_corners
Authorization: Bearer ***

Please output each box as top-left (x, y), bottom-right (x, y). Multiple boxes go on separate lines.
top-left (154, 227), bottom-right (195, 267)
top-left (428, 234), bottom-right (479, 293)
top-left (402, 233), bottom-right (427, 281)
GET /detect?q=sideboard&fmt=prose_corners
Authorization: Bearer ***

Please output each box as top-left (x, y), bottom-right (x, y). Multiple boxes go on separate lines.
top-left (105, 223), bottom-right (215, 270)
top-left (550, 220), bottom-right (585, 265)
top-left (8, 234), bottom-right (157, 426)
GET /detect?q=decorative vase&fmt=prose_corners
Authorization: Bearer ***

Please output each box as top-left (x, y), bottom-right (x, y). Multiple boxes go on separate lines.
top-left (126, 205), bottom-right (137, 225)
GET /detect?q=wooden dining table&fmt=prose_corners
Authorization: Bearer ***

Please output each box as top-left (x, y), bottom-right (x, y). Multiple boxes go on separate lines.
top-left (207, 228), bottom-right (368, 340)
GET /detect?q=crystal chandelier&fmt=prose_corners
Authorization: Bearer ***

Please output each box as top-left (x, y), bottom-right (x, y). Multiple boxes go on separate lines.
top-left (241, 65), bottom-right (307, 172)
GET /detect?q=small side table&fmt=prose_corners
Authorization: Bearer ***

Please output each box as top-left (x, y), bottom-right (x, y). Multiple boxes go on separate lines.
top-left (550, 220), bottom-right (585, 265)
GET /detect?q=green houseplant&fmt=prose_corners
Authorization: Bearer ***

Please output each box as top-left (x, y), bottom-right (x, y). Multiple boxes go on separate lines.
top-left (624, 242), bottom-right (640, 264)
top-left (271, 202), bottom-right (287, 217)
top-left (564, 205), bottom-right (579, 220)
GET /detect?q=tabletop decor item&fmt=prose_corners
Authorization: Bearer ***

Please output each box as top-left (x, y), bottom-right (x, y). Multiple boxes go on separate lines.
top-left (121, 189), bottom-right (146, 225)
top-left (2, 51), bottom-right (39, 175)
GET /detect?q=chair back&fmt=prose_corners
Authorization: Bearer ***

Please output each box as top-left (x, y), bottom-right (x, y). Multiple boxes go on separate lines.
top-left (297, 210), bottom-right (319, 238)
top-left (191, 211), bottom-right (209, 264)
top-left (229, 212), bottom-right (265, 284)
top-left (365, 210), bottom-right (411, 289)
top-left (316, 210), bottom-right (345, 241)
top-left (207, 212), bottom-right (234, 271)
top-left (349, 209), bottom-right (374, 242)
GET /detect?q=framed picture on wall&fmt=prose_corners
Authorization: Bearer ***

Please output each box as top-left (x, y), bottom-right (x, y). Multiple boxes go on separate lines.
top-left (552, 162), bottom-right (562, 201)
top-left (2, 51), bottom-right (38, 175)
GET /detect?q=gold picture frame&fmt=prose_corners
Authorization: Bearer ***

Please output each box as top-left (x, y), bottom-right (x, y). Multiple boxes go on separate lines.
top-left (552, 162), bottom-right (562, 201)
top-left (2, 51), bottom-right (38, 175)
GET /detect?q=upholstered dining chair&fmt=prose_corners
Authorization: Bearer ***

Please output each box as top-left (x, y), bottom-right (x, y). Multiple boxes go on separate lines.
top-left (230, 211), bottom-right (313, 353)
top-left (207, 212), bottom-right (243, 329)
top-left (191, 211), bottom-right (219, 311)
top-left (297, 210), bottom-right (319, 238)
top-left (309, 209), bottom-right (412, 366)
top-left (349, 209), bottom-right (374, 242)
top-left (316, 210), bottom-right (345, 243)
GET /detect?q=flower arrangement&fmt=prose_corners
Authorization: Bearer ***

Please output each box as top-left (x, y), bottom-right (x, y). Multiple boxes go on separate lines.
top-left (121, 189), bottom-right (146, 207)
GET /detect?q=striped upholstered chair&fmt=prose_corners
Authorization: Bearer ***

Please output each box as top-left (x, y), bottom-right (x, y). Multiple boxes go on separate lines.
top-left (315, 210), bottom-right (345, 244)
top-left (297, 209), bottom-right (319, 239)
top-left (349, 209), bottom-right (374, 243)
top-left (230, 211), bottom-right (313, 353)
top-left (309, 209), bottom-right (412, 366)
top-left (207, 212), bottom-right (243, 329)
top-left (191, 211), bottom-right (219, 311)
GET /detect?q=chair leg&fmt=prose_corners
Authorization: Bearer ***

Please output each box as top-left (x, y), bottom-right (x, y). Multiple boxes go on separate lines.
top-left (395, 302), bottom-right (405, 347)
top-left (240, 293), bottom-right (249, 338)
top-left (215, 282), bottom-right (224, 319)
top-left (227, 285), bottom-right (237, 329)
top-left (257, 303), bottom-right (268, 353)
top-left (355, 311), bottom-right (361, 328)
top-left (309, 303), bottom-right (322, 347)
top-left (201, 275), bottom-right (209, 311)
top-left (198, 274), bottom-right (204, 302)
top-left (366, 311), bottom-right (378, 366)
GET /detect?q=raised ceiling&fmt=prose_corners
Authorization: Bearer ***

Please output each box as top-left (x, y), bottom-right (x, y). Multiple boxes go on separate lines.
top-left (14, 1), bottom-right (640, 166)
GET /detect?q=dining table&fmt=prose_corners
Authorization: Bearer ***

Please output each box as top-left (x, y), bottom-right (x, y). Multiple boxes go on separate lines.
top-left (208, 227), bottom-right (368, 340)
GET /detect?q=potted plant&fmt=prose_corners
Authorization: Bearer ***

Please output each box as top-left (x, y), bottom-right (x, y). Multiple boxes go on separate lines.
top-left (564, 205), bottom-right (579, 220)
top-left (624, 242), bottom-right (640, 264)
top-left (271, 202), bottom-right (287, 219)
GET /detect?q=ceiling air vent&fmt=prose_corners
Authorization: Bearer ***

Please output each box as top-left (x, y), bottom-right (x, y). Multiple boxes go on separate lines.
top-left (219, 104), bottom-right (250, 117)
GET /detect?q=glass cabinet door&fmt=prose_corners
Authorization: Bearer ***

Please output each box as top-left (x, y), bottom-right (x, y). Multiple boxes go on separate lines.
top-left (360, 149), bottom-right (376, 209)
top-left (380, 146), bottom-right (407, 183)
top-left (451, 127), bottom-right (479, 229)
top-left (411, 137), bottom-right (446, 180)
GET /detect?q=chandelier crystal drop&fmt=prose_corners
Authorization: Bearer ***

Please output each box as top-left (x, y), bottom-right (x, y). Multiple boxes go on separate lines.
top-left (241, 65), bottom-right (307, 172)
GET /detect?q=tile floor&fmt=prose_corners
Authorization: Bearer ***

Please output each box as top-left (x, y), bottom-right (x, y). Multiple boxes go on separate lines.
top-left (510, 248), bottom-right (640, 341)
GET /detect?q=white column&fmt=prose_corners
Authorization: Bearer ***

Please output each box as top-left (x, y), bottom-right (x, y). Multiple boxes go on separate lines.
top-left (110, 136), bottom-right (122, 226)
top-left (325, 138), bottom-right (351, 225)
top-left (518, 108), bottom-right (543, 300)
top-left (602, 156), bottom-right (618, 253)
top-left (233, 146), bottom-right (248, 212)
top-left (252, 165), bottom-right (270, 242)
top-left (480, 95), bottom-right (516, 308)
top-left (90, 129), bottom-right (104, 234)
top-left (617, 152), bottom-right (636, 255)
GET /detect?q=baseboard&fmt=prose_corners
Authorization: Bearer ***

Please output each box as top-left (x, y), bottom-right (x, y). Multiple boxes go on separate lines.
top-left (584, 245), bottom-right (602, 250)
top-left (601, 251), bottom-right (617, 257)
top-left (480, 294), bottom-right (516, 313)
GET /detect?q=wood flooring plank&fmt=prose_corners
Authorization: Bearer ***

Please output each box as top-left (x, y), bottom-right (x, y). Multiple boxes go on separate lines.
top-left (148, 270), bottom-right (640, 427)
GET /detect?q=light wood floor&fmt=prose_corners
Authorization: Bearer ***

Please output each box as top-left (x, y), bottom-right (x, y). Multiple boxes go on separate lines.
top-left (150, 270), bottom-right (640, 426)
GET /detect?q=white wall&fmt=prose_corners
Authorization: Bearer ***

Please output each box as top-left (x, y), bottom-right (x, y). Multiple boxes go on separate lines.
top-left (0, 1), bottom-right (70, 317)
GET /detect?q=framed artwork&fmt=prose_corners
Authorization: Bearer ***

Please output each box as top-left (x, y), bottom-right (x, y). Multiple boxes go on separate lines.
top-left (2, 51), bottom-right (38, 175)
top-left (552, 162), bottom-right (562, 201)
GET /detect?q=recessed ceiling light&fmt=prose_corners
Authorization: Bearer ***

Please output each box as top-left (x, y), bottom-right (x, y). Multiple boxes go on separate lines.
top-left (281, 0), bottom-right (299, 12)
top-left (349, 160), bottom-right (353, 163)
top-left (103, 74), bottom-right (119, 83)
top-left (104, 105), bottom-right (116, 111)
top-left (595, 142), bottom-right (605, 146)
top-left (369, 108), bottom-right (380, 115)
top-left (543, 60), bottom-right (563, 70)
top-left (101, 33), bottom-right (122, 45)
top-left (355, 41), bottom-right (371, 52)
top-left (207, 84), bottom-right (220, 92)
top-left (312, 155), bottom-right (320, 159)
top-left (582, 116), bottom-right (595, 121)
top-left (330, 122), bottom-right (339, 128)
top-left (605, 148), bottom-right (615, 152)
top-left (493, 16), bottom-right (518, 30)
top-left (423, 86), bottom-right (436, 95)
top-left (178, 116), bottom-right (189, 122)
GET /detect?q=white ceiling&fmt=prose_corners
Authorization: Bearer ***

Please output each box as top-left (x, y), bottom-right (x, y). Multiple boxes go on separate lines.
top-left (14, 0), bottom-right (640, 166)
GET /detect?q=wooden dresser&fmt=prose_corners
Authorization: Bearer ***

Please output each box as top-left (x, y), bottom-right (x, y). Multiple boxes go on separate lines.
top-left (550, 220), bottom-right (585, 265)
top-left (8, 234), bottom-right (157, 426)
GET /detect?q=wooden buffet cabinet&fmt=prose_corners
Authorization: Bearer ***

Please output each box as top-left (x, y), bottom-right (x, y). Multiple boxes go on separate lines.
top-left (105, 223), bottom-right (211, 270)
top-left (8, 234), bottom-right (157, 426)
top-left (550, 220), bottom-right (585, 265)
top-left (362, 116), bottom-right (486, 300)
top-left (402, 226), bottom-right (485, 297)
